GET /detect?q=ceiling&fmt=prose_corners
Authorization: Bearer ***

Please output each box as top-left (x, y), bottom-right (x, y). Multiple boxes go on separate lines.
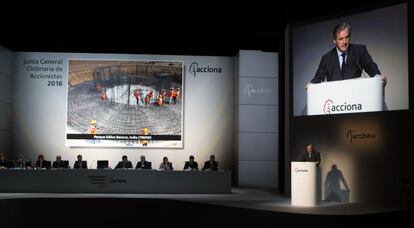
top-left (0, 0), bottom-right (399, 56)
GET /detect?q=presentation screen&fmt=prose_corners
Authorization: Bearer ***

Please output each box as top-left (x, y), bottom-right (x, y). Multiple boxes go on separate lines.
top-left (66, 60), bottom-right (184, 148)
top-left (291, 3), bottom-right (409, 116)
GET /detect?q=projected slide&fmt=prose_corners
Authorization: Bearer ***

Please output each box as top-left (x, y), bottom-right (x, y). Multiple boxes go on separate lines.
top-left (291, 3), bottom-right (408, 116)
top-left (66, 60), bottom-right (184, 147)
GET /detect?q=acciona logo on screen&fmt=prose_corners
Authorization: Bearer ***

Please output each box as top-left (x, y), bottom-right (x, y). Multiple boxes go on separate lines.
top-left (323, 99), bottom-right (362, 114)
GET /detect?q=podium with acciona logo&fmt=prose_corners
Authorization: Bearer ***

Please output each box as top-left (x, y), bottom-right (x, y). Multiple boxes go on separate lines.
top-left (291, 162), bottom-right (318, 206)
top-left (307, 77), bottom-right (383, 115)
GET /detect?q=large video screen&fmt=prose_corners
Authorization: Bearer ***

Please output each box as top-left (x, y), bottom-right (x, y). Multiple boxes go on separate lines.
top-left (292, 3), bottom-right (408, 116)
top-left (66, 60), bottom-right (184, 147)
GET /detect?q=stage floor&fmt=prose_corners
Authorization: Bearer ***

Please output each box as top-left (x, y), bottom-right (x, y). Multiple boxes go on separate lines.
top-left (0, 187), bottom-right (404, 215)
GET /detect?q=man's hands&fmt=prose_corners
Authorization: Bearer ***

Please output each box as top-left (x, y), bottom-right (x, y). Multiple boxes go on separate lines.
top-left (380, 75), bottom-right (387, 87)
top-left (305, 82), bottom-right (313, 90)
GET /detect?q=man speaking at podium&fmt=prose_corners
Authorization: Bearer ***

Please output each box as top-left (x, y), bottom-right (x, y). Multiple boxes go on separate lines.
top-left (300, 144), bottom-right (321, 167)
top-left (307, 22), bottom-right (387, 88)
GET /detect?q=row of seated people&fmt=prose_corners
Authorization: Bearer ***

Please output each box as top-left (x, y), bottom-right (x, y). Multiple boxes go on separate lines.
top-left (0, 153), bottom-right (219, 171)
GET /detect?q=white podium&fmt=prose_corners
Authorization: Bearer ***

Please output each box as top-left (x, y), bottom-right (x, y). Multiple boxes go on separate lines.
top-left (291, 162), bottom-right (318, 206)
top-left (307, 77), bottom-right (383, 115)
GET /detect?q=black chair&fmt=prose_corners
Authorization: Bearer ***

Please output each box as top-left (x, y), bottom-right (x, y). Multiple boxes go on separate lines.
top-left (97, 160), bottom-right (109, 169)
top-left (53, 160), bottom-right (69, 169)
top-left (6, 160), bottom-right (15, 169)
top-left (45, 161), bottom-right (52, 169)
top-left (19, 161), bottom-right (32, 169)
top-left (62, 160), bottom-right (69, 168)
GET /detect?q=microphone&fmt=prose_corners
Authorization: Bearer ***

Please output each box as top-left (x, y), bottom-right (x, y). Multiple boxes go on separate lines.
top-left (349, 55), bottom-right (368, 78)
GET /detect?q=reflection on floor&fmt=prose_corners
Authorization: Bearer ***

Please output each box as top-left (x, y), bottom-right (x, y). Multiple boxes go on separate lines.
top-left (0, 188), bottom-right (405, 215)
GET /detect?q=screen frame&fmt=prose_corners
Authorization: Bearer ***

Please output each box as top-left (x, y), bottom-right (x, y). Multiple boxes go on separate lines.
top-left (288, 1), bottom-right (412, 118)
top-left (282, 0), bottom-right (412, 195)
top-left (65, 59), bottom-right (185, 149)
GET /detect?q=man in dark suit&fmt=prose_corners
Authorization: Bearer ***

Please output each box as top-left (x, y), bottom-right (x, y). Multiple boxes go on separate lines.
top-left (307, 22), bottom-right (386, 87)
top-left (15, 154), bottom-right (31, 169)
top-left (0, 153), bottom-right (13, 169)
top-left (0, 153), bottom-right (7, 168)
top-left (34, 154), bottom-right (51, 169)
top-left (52, 155), bottom-right (68, 169)
top-left (183, 155), bottom-right (199, 171)
top-left (202, 155), bottom-right (219, 171)
top-left (300, 144), bottom-right (321, 166)
top-left (74, 154), bottom-right (87, 169)
top-left (115, 155), bottom-right (133, 169)
top-left (135, 155), bottom-right (152, 169)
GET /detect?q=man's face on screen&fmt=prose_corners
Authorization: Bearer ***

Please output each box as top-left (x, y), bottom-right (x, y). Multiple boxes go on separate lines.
top-left (333, 28), bottom-right (350, 52)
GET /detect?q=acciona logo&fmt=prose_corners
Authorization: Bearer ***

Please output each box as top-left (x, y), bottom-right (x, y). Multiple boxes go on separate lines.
top-left (346, 129), bottom-right (376, 143)
top-left (109, 177), bottom-right (127, 184)
top-left (323, 99), bottom-right (362, 114)
top-left (189, 62), bottom-right (222, 77)
top-left (243, 84), bottom-right (271, 97)
top-left (294, 167), bottom-right (308, 173)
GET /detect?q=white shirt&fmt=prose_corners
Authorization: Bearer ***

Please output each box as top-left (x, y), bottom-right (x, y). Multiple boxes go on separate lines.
top-left (336, 48), bottom-right (347, 70)
top-left (336, 48), bottom-right (382, 78)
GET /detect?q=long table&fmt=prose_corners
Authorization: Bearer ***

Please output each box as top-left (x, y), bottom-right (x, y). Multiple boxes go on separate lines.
top-left (0, 170), bottom-right (231, 194)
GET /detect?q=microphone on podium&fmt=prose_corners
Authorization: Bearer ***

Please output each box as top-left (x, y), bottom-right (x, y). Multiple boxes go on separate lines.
top-left (349, 54), bottom-right (368, 78)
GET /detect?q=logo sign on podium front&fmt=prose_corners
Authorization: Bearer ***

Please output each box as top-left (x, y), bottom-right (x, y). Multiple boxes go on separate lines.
top-left (291, 162), bottom-right (318, 206)
top-left (307, 77), bottom-right (383, 115)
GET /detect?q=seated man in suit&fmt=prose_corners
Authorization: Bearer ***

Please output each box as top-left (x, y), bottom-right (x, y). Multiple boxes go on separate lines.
top-left (115, 155), bottom-right (133, 169)
top-left (15, 154), bottom-right (31, 169)
top-left (300, 144), bottom-right (321, 166)
top-left (306, 22), bottom-right (386, 88)
top-left (52, 155), bottom-right (68, 169)
top-left (74, 154), bottom-right (88, 169)
top-left (0, 153), bottom-right (13, 169)
top-left (159, 156), bottom-right (173, 170)
top-left (34, 154), bottom-right (51, 169)
top-left (202, 155), bottom-right (219, 171)
top-left (135, 155), bottom-right (152, 169)
top-left (183, 155), bottom-right (199, 171)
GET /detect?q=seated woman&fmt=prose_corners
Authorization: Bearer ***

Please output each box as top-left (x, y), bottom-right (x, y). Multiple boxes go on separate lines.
top-left (159, 156), bottom-right (173, 171)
